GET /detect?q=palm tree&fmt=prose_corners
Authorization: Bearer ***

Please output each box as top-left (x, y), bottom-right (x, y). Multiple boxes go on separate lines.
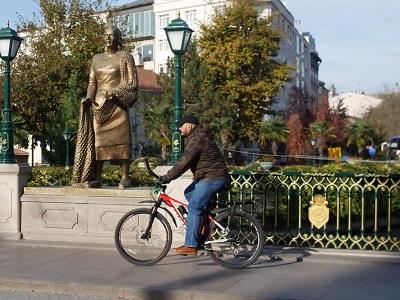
top-left (309, 121), bottom-right (335, 157)
top-left (143, 100), bottom-right (171, 162)
top-left (210, 116), bottom-right (235, 151)
top-left (258, 117), bottom-right (288, 156)
top-left (345, 120), bottom-right (376, 156)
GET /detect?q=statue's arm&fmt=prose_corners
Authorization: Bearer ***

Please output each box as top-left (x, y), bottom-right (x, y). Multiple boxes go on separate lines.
top-left (83, 58), bottom-right (97, 104)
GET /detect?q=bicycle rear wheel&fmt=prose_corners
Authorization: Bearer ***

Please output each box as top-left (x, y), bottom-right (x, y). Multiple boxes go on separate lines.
top-left (115, 208), bottom-right (172, 266)
top-left (207, 210), bottom-right (264, 269)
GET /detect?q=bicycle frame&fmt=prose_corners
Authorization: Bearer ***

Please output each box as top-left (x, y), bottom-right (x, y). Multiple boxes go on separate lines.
top-left (142, 186), bottom-right (227, 244)
top-left (159, 192), bottom-right (189, 228)
top-left (141, 158), bottom-right (230, 244)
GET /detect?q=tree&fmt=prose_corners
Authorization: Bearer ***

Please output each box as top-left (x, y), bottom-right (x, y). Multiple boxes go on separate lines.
top-left (345, 120), bottom-right (376, 156)
top-left (365, 92), bottom-right (400, 140)
top-left (258, 117), bottom-right (288, 156)
top-left (156, 38), bottom-right (238, 160)
top-left (314, 93), bottom-right (330, 122)
top-left (181, 40), bottom-right (238, 152)
top-left (329, 96), bottom-right (348, 146)
top-left (287, 86), bottom-right (313, 124)
top-left (286, 113), bottom-right (309, 163)
top-left (141, 58), bottom-right (175, 162)
top-left (285, 87), bottom-right (313, 160)
top-left (199, 0), bottom-right (291, 140)
top-left (182, 39), bottom-right (203, 115)
top-left (143, 96), bottom-right (172, 162)
top-left (309, 121), bottom-right (335, 157)
top-left (210, 116), bottom-right (235, 160)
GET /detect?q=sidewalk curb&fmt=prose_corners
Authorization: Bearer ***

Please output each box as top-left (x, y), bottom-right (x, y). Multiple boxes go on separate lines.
top-left (5, 240), bottom-right (400, 257)
top-left (0, 278), bottom-right (272, 300)
top-left (264, 245), bottom-right (400, 260)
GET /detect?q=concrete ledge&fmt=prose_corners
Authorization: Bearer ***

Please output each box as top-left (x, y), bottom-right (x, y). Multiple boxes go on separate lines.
top-left (20, 186), bottom-right (185, 245)
top-left (24, 186), bottom-right (151, 198)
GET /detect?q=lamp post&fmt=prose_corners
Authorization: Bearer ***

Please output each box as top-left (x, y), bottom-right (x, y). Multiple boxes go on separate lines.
top-left (164, 16), bottom-right (193, 165)
top-left (63, 128), bottom-right (73, 170)
top-left (310, 138), bottom-right (316, 167)
top-left (0, 24), bottom-right (22, 164)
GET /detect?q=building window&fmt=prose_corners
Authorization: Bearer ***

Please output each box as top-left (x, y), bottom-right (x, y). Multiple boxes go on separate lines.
top-left (114, 15), bottom-right (130, 37)
top-left (158, 39), bottom-right (169, 52)
top-left (158, 14), bottom-right (169, 30)
top-left (185, 10), bottom-right (196, 27)
top-left (296, 57), bottom-right (301, 74)
top-left (142, 44), bottom-right (153, 62)
top-left (158, 39), bottom-right (168, 52)
top-left (113, 11), bottom-right (155, 39)
top-left (136, 44), bottom-right (154, 64)
top-left (159, 64), bottom-right (165, 74)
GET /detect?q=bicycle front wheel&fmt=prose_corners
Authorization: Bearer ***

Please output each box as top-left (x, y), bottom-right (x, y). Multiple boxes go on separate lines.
top-left (115, 208), bottom-right (172, 266)
top-left (207, 210), bottom-right (264, 269)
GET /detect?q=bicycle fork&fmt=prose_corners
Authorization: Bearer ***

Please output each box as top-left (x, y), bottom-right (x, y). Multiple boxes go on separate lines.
top-left (141, 199), bottom-right (162, 240)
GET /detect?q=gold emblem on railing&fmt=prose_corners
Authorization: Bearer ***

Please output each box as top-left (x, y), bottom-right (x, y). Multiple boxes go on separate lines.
top-left (308, 195), bottom-right (329, 229)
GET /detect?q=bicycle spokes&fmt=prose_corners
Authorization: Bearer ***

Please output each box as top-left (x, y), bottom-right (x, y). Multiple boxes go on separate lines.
top-left (115, 208), bottom-right (172, 265)
top-left (206, 211), bottom-right (264, 269)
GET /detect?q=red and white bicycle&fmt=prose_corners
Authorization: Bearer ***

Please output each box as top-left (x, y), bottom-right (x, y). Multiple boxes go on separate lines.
top-left (114, 158), bottom-right (264, 269)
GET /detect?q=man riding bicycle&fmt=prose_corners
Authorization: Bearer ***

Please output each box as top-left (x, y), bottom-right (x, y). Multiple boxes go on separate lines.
top-left (159, 115), bottom-right (230, 256)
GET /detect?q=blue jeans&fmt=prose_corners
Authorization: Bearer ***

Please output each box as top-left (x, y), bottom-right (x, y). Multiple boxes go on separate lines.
top-left (183, 178), bottom-right (229, 247)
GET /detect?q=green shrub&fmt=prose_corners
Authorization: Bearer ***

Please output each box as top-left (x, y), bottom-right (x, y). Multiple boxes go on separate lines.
top-left (27, 157), bottom-right (161, 187)
top-left (28, 167), bottom-right (72, 187)
top-left (27, 159), bottom-right (400, 187)
top-left (281, 162), bottom-right (400, 175)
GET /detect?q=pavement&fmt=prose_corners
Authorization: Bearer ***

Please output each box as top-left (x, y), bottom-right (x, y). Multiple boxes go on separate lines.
top-left (0, 240), bottom-right (399, 300)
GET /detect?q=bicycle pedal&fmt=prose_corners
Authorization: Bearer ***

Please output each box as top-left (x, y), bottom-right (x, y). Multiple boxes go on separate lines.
top-left (202, 245), bottom-right (212, 251)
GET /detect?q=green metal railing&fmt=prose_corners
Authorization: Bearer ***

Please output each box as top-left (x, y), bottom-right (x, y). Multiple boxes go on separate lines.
top-left (217, 171), bottom-right (400, 251)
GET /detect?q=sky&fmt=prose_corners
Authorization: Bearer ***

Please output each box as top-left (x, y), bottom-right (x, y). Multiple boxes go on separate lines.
top-left (1, 0), bottom-right (399, 95)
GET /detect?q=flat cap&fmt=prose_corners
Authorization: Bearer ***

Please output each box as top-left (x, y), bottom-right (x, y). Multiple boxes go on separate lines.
top-left (179, 115), bottom-right (199, 127)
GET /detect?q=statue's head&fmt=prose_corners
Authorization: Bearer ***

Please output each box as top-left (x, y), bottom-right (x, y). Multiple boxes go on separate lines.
top-left (104, 25), bottom-right (123, 49)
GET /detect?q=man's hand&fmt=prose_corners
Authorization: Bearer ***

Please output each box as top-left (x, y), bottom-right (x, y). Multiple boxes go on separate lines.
top-left (159, 176), bottom-right (171, 184)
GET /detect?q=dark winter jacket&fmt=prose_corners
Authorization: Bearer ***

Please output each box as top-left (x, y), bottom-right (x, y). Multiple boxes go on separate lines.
top-left (162, 126), bottom-right (228, 182)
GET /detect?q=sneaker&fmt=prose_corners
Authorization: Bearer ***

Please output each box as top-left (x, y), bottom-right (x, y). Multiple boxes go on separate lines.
top-left (174, 245), bottom-right (197, 256)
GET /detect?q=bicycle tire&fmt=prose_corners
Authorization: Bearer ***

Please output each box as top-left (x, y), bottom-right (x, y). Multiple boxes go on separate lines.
top-left (115, 208), bottom-right (172, 266)
top-left (207, 210), bottom-right (264, 269)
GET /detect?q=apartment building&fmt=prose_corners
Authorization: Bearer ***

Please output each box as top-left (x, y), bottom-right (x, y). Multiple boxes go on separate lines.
top-left (110, 0), bottom-right (321, 113)
top-left (111, 0), bottom-right (155, 70)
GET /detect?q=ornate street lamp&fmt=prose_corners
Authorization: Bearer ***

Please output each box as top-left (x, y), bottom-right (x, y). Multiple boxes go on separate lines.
top-left (0, 24), bottom-right (23, 164)
top-left (164, 16), bottom-right (193, 164)
top-left (63, 128), bottom-right (73, 169)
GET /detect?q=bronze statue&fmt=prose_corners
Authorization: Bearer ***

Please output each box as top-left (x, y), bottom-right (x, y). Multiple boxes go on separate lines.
top-left (72, 25), bottom-right (138, 189)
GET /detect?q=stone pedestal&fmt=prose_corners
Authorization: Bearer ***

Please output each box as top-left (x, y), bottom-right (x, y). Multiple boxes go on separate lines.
top-left (0, 163), bottom-right (31, 240)
top-left (20, 186), bottom-right (185, 245)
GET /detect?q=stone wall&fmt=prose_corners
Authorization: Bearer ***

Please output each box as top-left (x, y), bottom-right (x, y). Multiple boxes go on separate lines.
top-left (20, 187), bottom-right (185, 245)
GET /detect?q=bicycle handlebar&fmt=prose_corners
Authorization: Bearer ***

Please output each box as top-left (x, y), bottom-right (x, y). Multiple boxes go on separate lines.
top-left (144, 157), bottom-right (160, 179)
